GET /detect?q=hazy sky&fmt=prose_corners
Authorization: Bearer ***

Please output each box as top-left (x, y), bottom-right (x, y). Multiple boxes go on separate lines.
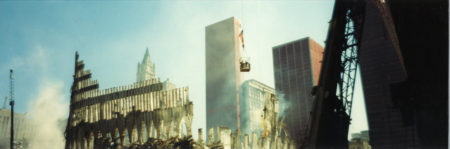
top-left (0, 0), bottom-right (367, 139)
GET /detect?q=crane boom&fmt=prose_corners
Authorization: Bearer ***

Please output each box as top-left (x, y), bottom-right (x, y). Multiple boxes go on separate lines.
top-left (306, 0), bottom-right (365, 148)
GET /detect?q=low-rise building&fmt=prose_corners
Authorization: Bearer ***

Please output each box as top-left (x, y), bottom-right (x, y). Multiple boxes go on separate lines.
top-left (239, 79), bottom-right (278, 136)
top-left (349, 130), bottom-right (371, 149)
top-left (0, 107), bottom-right (34, 149)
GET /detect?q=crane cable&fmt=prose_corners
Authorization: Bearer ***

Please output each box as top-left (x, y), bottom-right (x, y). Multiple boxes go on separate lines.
top-left (240, 0), bottom-right (249, 63)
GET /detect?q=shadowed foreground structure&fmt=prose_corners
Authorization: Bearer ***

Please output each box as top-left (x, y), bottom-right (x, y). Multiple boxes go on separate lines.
top-left (359, 0), bottom-right (448, 148)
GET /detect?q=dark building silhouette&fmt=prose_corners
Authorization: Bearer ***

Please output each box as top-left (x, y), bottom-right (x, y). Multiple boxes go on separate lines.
top-left (359, 0), bottom-right (448, 148)
top-left (359, 0), bottom-right (419, 148)
top-left (272, 37), bottom-right (324, 147)
top-left (388, 0), bottom-right (448, 148)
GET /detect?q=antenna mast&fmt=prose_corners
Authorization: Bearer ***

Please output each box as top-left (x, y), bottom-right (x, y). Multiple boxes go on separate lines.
top-left (9, 69), bottom-right (14, 149)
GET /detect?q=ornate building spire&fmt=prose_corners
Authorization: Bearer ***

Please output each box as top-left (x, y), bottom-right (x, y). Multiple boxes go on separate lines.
top-left (137, 48), bottom-right (156, 82)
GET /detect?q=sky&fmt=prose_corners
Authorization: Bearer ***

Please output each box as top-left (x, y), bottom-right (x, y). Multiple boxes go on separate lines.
top-left (0, 0), bottom-right (368, 141)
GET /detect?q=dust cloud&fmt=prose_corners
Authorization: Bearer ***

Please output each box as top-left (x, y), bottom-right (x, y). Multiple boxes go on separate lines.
top-left (276, 92), bottom-right (291, 119)
top-left (27, 80), bottom-right (68, 149)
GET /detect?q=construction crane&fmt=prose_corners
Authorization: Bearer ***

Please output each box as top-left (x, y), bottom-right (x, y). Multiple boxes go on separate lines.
top-left (9, 69), bottom-right (15, 149)
top-left (305, 0), bottom-right (365, 148)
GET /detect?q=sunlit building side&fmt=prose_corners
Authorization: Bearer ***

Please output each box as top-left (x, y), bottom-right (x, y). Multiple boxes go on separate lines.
top-left (205, 17), bottom-right (243, 133)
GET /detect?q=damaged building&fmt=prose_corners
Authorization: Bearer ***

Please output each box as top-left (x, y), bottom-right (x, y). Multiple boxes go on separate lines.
top-left (201, 91), bottom-right (296, 149)
top-left (203, 17), bottom-right (296, 149)
top-left (239, 79), bottom-right (277, 136)
top-left (0, 105), bottom-right (34, 149)
top-left (64, 50), bottom-right (193, 148)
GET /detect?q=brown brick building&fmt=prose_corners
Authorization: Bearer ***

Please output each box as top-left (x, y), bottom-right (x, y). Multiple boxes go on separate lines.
top-left (272, 37), bottom-right (324, 147)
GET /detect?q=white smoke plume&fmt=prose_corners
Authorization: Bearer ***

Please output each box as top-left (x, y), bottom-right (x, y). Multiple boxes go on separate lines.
top-left (27, 80), bottom-right (68, 149)
top-left (276, 92), bottom-right (291, 119)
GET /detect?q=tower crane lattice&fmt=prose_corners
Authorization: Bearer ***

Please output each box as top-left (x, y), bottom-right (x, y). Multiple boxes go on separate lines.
top-left (306, 0), bottom-right (366, 148)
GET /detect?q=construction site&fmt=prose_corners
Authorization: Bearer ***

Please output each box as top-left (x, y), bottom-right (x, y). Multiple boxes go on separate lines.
top-left (64, 49), bottom-right (295, 148)
top-left (0, 0), bottom-right (447, 148)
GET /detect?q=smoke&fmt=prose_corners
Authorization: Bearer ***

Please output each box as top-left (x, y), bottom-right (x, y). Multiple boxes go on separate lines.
top-left (27, 80), bottom-right (68, 149)
top-left (276, 92), bottom-right (291, 119)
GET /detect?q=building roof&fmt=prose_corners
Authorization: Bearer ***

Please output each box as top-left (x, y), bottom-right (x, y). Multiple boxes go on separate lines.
top-left (241, 79), bottom-right (275, 92)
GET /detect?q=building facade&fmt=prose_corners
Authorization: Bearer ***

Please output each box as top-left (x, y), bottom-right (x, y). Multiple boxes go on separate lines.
top-left (239, 79), bottom-right (277, 136)
top-left (137, 49), bottom-right (156, 82)
top-left (348, 139), bottom-right (371, 149)
top-left (205, 17), bottom-right (243, 132)
top-left (272, 37), bottom-right (324, 147)
top-left (137, 48), bottom-right (176, 91)
top-left (350, 130), bottom-right (370, 143)
top-left (0, 108), bottom-right (33, 148)
top-left (349, 130), bottom-right (371, 149)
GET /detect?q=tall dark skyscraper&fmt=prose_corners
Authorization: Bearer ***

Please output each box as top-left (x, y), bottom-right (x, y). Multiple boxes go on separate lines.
top-left (272, 37), bottom-right (324, 147)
